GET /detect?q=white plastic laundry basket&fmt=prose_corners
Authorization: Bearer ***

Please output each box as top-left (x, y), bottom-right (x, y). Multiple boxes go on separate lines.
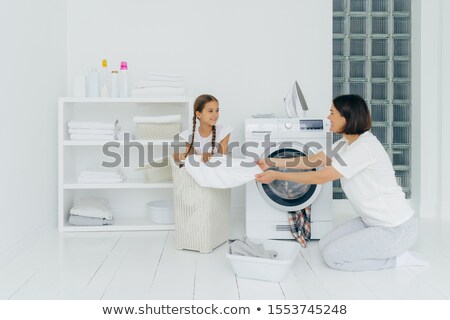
top-left (226, 239), bottom-right (300, 282)
top-left (169, 155), bottom-right (231, 253)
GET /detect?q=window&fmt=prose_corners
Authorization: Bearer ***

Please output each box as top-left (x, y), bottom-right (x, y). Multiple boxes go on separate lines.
top-left (333, 0), bottom-right (412, 199)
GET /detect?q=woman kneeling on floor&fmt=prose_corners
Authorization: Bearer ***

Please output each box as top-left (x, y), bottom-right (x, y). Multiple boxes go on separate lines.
top-left (256, 94), bottom-right (428, 272)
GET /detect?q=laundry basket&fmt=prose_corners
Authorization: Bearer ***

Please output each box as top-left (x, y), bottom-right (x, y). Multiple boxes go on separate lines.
top-left (136, 157), bottom-right (173, 183)
top-left (135, 122), bottom-right (182, 140)
top-left (169, 155), bottom-right (231, 253)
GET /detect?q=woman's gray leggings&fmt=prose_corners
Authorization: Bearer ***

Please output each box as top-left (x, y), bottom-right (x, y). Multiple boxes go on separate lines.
top-left (318, 216), bottom-right (418, 271)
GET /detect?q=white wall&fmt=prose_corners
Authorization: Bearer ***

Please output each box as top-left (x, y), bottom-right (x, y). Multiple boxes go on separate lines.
top-left (440, 0), bottom-right (450, 218)
top-left (0, 0), bottom-right (446, 255)
top-left (0, 0), bottom-right (445, 248)
top-left (66, 0), bottom-right (332, 207)
top-left (410, 0), bottom-right (421, 214)
top-left (415, 0), bottom-right (450, 219)
top-left (0, 0), bottom-right (66, 254)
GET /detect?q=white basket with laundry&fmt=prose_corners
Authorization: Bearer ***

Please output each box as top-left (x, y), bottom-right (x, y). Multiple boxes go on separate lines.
top-left (133, 115), bottom-right (182, 140)
top-left (169, 155), bottom-right (231, 253)
top-left (226, 239), bottom-right (300, 282)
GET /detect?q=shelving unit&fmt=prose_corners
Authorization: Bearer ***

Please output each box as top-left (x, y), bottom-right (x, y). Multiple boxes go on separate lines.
top-left (58, 96), bottom-right (192, 232)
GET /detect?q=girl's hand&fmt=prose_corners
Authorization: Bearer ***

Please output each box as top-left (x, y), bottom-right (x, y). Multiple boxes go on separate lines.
top-left (173, 153), bottom-right (186, 161)
top-left (255, 170), bottom-right (279, 184)
top-left (202, 153), bottom-right (212, 162)
top-left (257, 158), bottom-right (270, 171)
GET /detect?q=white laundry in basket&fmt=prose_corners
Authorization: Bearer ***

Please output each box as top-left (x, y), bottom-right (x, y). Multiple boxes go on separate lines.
top-left (184, 155), bottom-right (262, 188)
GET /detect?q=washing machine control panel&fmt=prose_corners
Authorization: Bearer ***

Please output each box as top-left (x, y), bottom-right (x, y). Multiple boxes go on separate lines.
top-left (299, 119), bottom-right (324, 131)
top-left (275, 118), bottom-right (328, 139)
top-left (279, 119), bottom-right (325, 131)
top-left (245, 118), bottom-right (329, 140)
top-left (280, 119), bottom-right (324, 131)
top-left (284, 121), bottom-right (293, 129)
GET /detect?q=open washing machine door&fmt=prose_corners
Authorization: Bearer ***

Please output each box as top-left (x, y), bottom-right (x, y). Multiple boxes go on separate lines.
top-left (256, 142), bottom-right (322, 211)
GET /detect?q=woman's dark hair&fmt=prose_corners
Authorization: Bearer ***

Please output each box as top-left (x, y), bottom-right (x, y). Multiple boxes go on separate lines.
top-left (184, 94), bottom-right (218, 157)
top-left (332, 94), bottom-right (372, 134)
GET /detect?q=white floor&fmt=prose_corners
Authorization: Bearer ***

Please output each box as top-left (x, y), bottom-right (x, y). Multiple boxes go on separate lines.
top-left (0, 211), bottom-right (449, 300)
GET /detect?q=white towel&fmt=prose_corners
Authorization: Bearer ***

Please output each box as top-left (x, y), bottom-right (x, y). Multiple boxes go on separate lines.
top-left (69, 214), bottom-right (114, 226)
top-left (68, 120), bottom-right (118, 130)
top-left (133, 115), bottom-right (181, 124)
top-left (147, 74), bottom-right (183, 82)
top-left (70, 197), bottom-right (112, 219)
top-left (68, 128), bottom-right (120, 135)
top-left (70, 134), bottom-right (116, 140)
top-left (131, 87), bottom-right (186, 96)
top-left (135, 80), bottom-right (184, 88)
top-left (117, 132), bottom-right (135, 140)
top-left (184, 155), bottom-right (262, 189)
top-left (79, 166), bottom-right (122, 178)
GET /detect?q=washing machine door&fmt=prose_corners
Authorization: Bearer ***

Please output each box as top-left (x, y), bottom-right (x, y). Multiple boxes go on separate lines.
top-left (256, 142), bottom-right (322, 211)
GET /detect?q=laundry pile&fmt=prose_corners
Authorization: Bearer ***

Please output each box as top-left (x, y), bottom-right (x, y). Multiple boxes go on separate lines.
top-left (77, 166), bottom-right (124, 184)
top-left (69, 198), bottom-right (114, 226)
top-left (131, 73), bottom-right (187, 97)
top-left (68, 120), bottom-right (120, 140)
top-left (228, 238), bottom-right (278, 259)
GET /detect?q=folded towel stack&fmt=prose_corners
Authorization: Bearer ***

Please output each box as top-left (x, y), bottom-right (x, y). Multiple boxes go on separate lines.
top-left (77, 166), bottom-right (124, 184)
top-left (68, 120), bottom-right (120, 140)
top-left (132, 73), bottom-right (187, 97)
top-left (69, 197), bottom-right (114, 226)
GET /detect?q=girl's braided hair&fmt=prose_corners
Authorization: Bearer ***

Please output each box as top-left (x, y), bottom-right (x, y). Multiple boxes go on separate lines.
top-left (184, 94), bottom-right (218, 157)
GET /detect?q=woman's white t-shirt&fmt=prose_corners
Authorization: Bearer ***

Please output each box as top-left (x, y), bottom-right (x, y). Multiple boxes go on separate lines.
top-left (328, 131), bottom-right (414, 227)
top-left (179, 125), bottom-right (232, 155)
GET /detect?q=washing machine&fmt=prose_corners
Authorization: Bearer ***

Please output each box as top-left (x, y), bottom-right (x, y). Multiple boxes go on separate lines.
top-left (245, 118), bottom-right (333, 240)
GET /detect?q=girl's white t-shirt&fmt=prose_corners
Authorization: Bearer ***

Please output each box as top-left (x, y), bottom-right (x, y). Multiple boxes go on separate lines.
top-left (327, 131), bottom-right (414, 227)
top-left (179, 125), bottom-right (233, 154)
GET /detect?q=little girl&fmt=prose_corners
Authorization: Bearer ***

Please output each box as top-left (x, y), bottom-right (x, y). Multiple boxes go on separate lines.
top-left (179, 94), bottom-right (232, 162)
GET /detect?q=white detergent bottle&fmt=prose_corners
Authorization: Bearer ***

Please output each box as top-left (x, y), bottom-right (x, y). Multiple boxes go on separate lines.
top-left (87, 68), bottom-right (99, 97)
top-left (119, 61), bottom-right (128, 98)
top-left (100, 59), bottom-right (109, 97)
top-left (111, 70), bottom-right (119, 97)
top-left (73, 70), bottom-right (86, 97)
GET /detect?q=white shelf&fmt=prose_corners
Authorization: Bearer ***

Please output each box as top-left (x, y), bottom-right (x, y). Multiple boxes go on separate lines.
top-left (64, 179), bottom-right (173, 189)
top-left (59, 96), bottom-right (191, 104)
top-left (63, 139), bottom-right (176, 146)
top-left (58, 95), bottom-right (192, 232)
top-left (62, 217), bottom-right (174, 232)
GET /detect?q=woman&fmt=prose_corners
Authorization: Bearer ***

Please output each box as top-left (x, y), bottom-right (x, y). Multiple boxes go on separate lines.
top-left (256, 94), bottom-right (427, 271)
